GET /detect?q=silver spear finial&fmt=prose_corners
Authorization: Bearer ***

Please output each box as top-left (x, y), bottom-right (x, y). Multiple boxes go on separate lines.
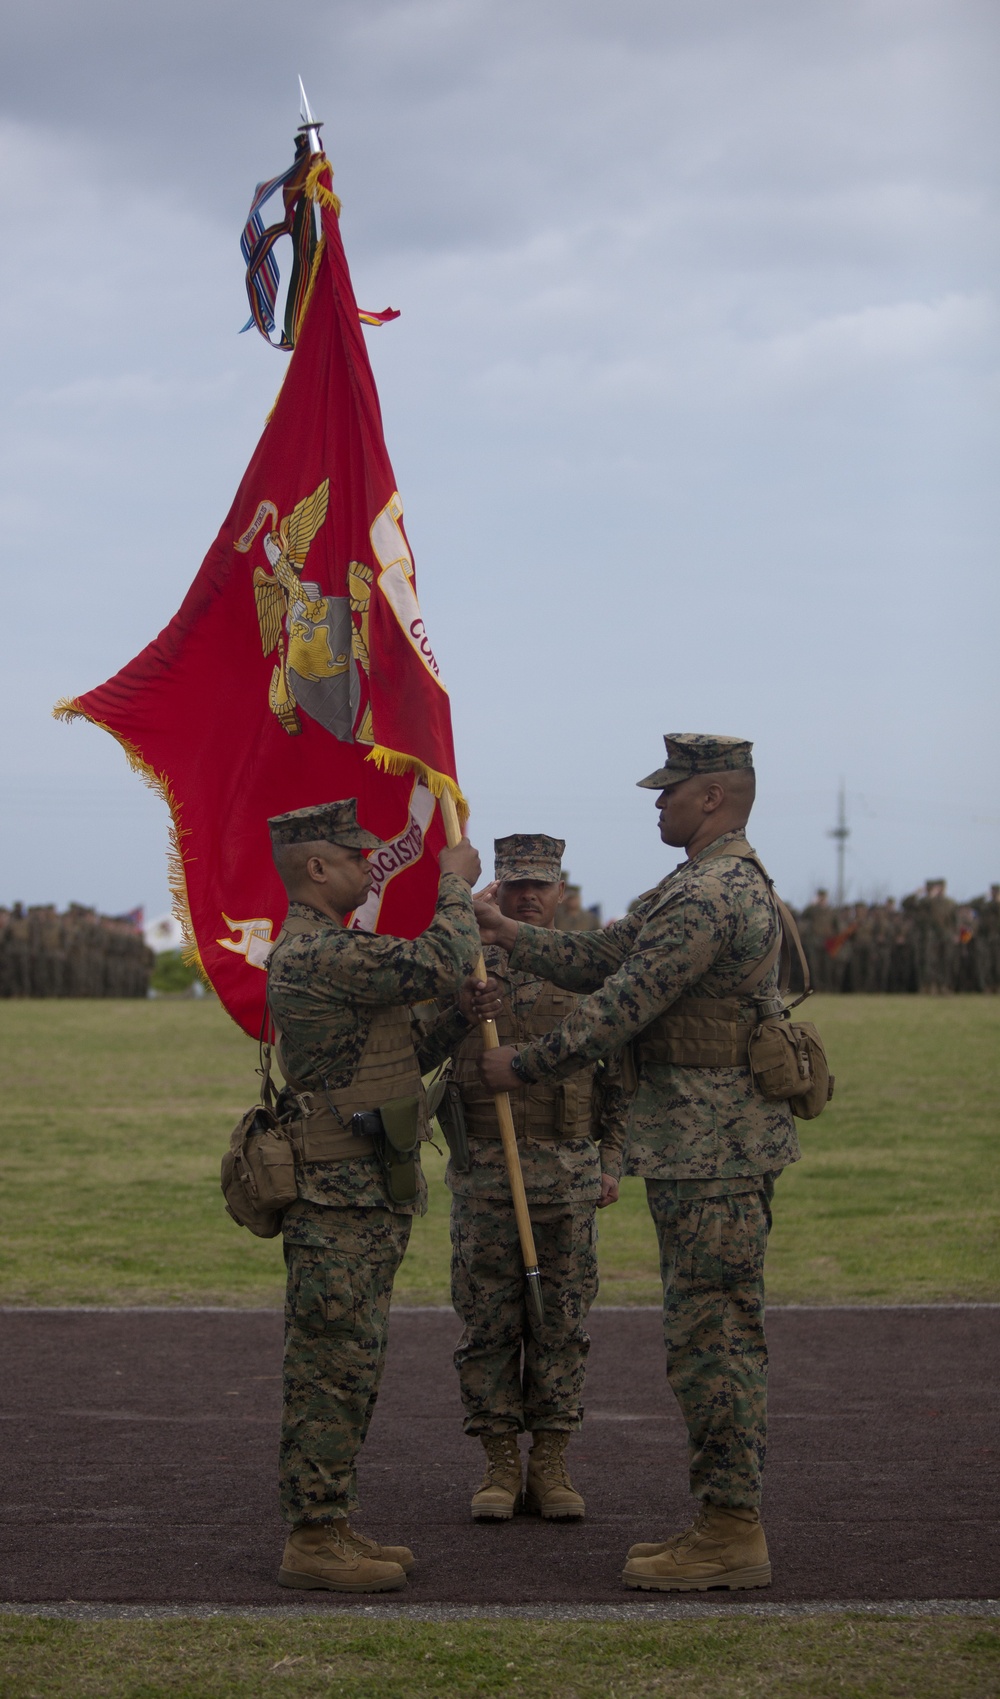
top-left (298, 76), bottom-right (322, 156)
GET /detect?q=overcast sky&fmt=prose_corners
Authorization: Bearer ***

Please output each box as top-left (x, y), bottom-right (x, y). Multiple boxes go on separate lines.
top-left (2, 0), bottom-right (997, 921)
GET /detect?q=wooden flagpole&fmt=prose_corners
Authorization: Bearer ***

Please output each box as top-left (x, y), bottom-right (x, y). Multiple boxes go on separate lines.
top-left (438, 790), bottom-right (545, 1326)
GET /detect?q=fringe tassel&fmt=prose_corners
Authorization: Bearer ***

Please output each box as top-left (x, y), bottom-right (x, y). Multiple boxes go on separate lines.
top-left (304, 156), bottom-right (342, 216)
top-left (52, 699), bottom-right (211, 988)
top-left (366, 744), bottom-right (469, 826)
top-left (294, 235), bottom-right (326, 339)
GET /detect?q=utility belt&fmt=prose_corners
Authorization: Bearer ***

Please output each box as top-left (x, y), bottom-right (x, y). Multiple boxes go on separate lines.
top-left (221, 1001), bottom-right (449, 1238)
top-left (279, 1084), bottom-right (428, 1201)
top-left (277, 1093), bottom-right (376, 1161)
top-left (636, 996), bottom-right (760, 1067)
top-left (464, 1126), bottom-right (584, 1144)
top-left (435, 1097), bottom-right (578, 1176)
top-left (435, 1072), bottom-right (594, 1174)
top-left (221, 1082), bottom-right (433, 1239)
top-left (634, 997), bottom-right (830, 1119)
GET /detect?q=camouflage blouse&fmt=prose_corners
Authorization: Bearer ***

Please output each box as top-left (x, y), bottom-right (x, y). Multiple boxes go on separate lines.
top-left (507, 831), bottom-right (801, 1181)
top-left (267, 871), bottom-right (480, 1219)
top-left (417, 945), bottom-right (630, 1208)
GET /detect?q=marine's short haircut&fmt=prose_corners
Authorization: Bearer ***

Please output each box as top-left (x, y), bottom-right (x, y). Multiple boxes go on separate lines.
top-left (271, 837), bottom-right (342, 893)
top-left (726, 767), bottom-right (757, 811)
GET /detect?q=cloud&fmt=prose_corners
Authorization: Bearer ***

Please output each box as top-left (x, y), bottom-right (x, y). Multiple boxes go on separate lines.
top-left (756, 291), bottom-right (996, 386)
top-left (25, 371), bottom-right (238, 412)
top-left (1, 0), bottom-right (998, 917)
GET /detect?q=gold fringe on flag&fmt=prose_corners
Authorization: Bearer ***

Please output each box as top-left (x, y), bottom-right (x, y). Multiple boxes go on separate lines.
top-left (304, 155), bottom-right (342, 216)
top-left (367, 743), bottom-right (469, 827)
top-left (52, 699), bottom-right (208, 982)
top-left (294, 236), bottom-right (326, 338)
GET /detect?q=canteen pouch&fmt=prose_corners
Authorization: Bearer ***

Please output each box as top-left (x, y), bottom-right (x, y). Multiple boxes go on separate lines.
top-left (373, 1094), bottom-right (422, 1204)
top-left (747, 1017), bottom-right (834, 1121)
top-left (221, 1104), bottom-right (298, 1239)
top-left (436, 1079), bottom-right (471, 1173)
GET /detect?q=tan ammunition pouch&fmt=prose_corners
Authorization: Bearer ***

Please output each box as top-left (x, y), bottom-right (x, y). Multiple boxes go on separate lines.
top-left (633, 838), bottom-right (834, 1121)
top-left (746, 1018), bottom-right (832, 1120)
top-left (454, 981), bottom-right (595, 1143)
top-left (221, 1101), bottom-right (298, 1239)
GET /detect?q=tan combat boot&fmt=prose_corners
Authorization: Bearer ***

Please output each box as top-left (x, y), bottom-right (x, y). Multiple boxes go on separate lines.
top-left (278, 1520), bottom-right (407, 1592)
top-left (622, 1503), bottom-right (771, 1592)
top-left (523, 1430), bottom-right (585, 1519)
top-left (471, 1432), bottom-right (522, 1520)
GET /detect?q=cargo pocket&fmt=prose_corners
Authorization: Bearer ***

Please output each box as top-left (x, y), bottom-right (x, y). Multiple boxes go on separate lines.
top-left (721, 1196), bottom-right (763, 1291)
top-left (672, 1181), bottom-right (770, 1296)
top-left (675, 1197), bottom-right (737, 1294)
top-left (288, 1249), bottom-right (358, 1338)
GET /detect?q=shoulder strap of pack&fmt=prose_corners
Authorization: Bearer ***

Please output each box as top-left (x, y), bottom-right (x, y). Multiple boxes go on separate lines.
top-left (772, 892), bottom-right (812, 1008)
top-left (696, 834), bottom-right (812, 1007)
top-left (732, 930), bottom-right (783, 997)
top-left (257, 1001), bottom-right (278, 1108)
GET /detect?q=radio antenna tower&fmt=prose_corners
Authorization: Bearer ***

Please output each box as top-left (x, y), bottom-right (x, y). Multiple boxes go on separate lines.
top-left (828, 781), bottom-right (850, 907)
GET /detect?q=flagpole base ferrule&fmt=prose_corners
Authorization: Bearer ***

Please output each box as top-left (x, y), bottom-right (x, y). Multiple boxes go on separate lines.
top-left (525, 1268), bottom-right (545, 1329)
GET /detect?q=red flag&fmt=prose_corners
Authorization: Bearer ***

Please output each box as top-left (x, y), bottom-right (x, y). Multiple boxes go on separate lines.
top-left (56, 160), bottom-right (465, 1037)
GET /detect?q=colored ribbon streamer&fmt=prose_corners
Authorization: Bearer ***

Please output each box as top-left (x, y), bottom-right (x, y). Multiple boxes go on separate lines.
top-left (241, 140), bottom-right (400, 349)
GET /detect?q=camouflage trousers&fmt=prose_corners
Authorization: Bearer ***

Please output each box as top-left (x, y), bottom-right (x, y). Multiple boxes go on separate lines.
top-left (279, 1207), bottom-right (411, 1526)
top-left (646, 1174), bottom-right (776, 1510)
top-left (451, 1195), bottom-right (599, 1436)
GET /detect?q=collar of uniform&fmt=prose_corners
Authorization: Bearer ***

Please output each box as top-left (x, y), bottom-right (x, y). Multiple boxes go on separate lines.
top-left (483, 943), bottom-right (512, 979)
top-left (285, 899), bottom-right (337, 928)
top-left (687, 828), bottom-right (752, 867)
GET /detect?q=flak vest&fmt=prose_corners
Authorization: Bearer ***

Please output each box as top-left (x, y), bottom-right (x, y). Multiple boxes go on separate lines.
top-left (453, 969), bottom-right (595, 1143)
top-left (268, 914), bottom-right (429, 1162)
top-left (633, 837), bottom-right (793, 1068)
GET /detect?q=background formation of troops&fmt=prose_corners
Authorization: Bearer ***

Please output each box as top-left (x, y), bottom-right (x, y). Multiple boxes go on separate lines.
top-left (0, 903), bottom-right (154, 998)
top-left (1, 877), bottom-right (997, 998)
top-left (792, 882), bottom-right (1000, 995)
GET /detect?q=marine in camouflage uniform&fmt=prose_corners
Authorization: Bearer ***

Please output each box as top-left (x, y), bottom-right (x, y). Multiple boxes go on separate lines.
top-left (419, 835), bottom-right (627, 1521)
top-left (914, 880), bottom-right (959, 993)
top-left (477, 735), bottom-right (801, 1593)
top-left (265, 798), bottom-right (481, 1593)
top-left (555, 879), bottom-right (602, 932)
top-left (972, 885), bottom-right (1000, 993)
top-left (799, 889), bottom-right (835, 992)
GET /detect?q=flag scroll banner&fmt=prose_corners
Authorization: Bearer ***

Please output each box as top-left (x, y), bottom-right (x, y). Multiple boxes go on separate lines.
top-left (56, 157), bottom-right (465, 1037)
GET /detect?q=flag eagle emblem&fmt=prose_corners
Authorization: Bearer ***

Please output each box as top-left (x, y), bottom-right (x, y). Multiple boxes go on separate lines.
top-left (237, 478), bottom-right (374, 745)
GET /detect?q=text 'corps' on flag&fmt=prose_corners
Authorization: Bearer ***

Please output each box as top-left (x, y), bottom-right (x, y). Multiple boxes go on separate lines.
top-left (56, 154), bottom-right (465, 1037)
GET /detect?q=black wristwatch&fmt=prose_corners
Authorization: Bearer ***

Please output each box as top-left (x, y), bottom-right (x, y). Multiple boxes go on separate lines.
top-left (509, 1051), bottom-right (529, 1082)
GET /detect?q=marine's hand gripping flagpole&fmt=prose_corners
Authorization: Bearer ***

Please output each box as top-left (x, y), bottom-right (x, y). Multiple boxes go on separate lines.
top-left (439, 790), bottom-right (546, 1327)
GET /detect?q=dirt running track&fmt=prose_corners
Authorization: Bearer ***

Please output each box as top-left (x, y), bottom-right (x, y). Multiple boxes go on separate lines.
top-left (1, 1306), bottom-right (996, 1608)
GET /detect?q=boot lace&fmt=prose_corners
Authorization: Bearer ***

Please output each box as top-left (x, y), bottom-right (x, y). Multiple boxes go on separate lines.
top-left (340, 1523), bottom-right (379, 1558)
top-left (532, 1434), bottom-right (571, 1485)
top-left (483, 1434), bottom-right (520, 1483)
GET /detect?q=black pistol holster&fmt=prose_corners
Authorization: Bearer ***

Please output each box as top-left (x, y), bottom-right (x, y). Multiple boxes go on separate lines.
top-left (352, 1096), bottom-right (423, 1205)
top-left (435, 1081), bottom-right (471, 1172)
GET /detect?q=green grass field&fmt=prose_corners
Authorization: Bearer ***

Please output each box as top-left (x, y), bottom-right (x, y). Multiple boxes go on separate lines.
top-left (2, 994), bottom-right (997, 1307)
top-left (3, 1000), bottom-right (998, 1690)
top-left (2, 1614), bottom-right (999, 1699)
